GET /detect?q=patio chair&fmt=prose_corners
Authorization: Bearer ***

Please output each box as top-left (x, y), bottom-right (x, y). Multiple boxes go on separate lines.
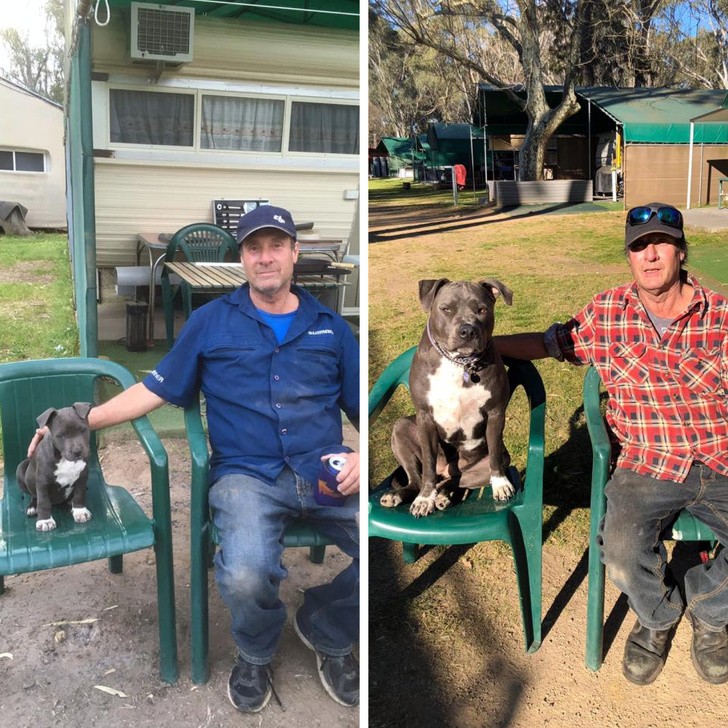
top-left (161, 223), bottom-right (239, 348)
top-left (0, 357), bottom-right (178, 683)
top-left (583, 364), bottom-right (717, 670)
top-left (368, 349), bottom-right (546, 653)
top-left (184, 396), bottom-right (333, 684)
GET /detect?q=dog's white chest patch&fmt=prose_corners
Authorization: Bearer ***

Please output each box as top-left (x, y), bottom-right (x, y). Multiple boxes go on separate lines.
top-left (55, 459), bottom-right (86, 487)
top-left (427, 359), bottom-right (491, 449)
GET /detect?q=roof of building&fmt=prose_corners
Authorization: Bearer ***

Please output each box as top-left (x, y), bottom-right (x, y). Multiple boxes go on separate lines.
top-left (579, 87), bottom-right (728, 143)
top-left (478, 85), bottom-right (728, 143)
top-left (0, 76), bottom-right (62, 110)
top-left (103, 0), bottom-right (358, 30)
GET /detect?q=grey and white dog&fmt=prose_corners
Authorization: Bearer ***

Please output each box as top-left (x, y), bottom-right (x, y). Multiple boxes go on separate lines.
top-left (382, 279), bottom-right (514, 517)
top-left (17, 403), bottom-right (93, 532)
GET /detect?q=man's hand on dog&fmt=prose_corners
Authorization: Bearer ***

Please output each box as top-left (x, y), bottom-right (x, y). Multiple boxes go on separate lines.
top-left (323, 451), bottom-right (360, 496)
top-left (27, 426), bottom-right (50, 458)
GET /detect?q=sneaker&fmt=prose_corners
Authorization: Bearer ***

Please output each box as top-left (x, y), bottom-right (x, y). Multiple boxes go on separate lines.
top-left (294, 609), bottom-right (359, 707)
top-left (227, 654), bottom-right (273, 713)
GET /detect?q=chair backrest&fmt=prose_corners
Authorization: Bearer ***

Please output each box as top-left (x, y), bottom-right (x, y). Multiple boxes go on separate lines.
top-left (0, 358), bottom-right (137, 502)
top-left (168, 223), bottom-right (238, 264)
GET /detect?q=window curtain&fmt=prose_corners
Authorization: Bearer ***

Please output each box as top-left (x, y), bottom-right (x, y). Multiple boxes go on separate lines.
top-left (110, 90), bottom-right (194, 146)
top-left (289, 103), bottom-right (359, 154)
top-left (201, 96), bottom-right (284, 152)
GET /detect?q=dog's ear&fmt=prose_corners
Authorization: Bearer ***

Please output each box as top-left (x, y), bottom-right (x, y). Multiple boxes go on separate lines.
top-left (36, 408), bottom-right (57, 428)
top-left (72, 402), bottom-right (93, 421)
top-left (419, 279), bottom-right (450, 312)
top-left (480, 279), bottom-right (513, 306)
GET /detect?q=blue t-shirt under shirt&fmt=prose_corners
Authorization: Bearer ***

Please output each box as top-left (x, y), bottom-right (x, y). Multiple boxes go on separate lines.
top-left (257, 309), bottom-right (296, 343)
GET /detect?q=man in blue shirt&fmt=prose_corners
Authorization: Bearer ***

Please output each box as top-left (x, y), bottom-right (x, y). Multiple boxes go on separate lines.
top-left (31, 205), bottom-right (360, 712)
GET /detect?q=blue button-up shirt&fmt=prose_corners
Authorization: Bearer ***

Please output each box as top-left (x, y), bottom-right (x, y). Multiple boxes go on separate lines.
top-left (143, 285), bottom-right (359, 486)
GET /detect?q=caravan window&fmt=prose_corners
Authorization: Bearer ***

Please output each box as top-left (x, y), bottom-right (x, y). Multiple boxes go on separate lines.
top-left (0, 149), bottom-right (46, 172)
top-left (289, 102), bottom-right (359, 155)
top-left (200, 95), bottom-right (284, 152)
top-left (110, 89), bottom-right (194, 146)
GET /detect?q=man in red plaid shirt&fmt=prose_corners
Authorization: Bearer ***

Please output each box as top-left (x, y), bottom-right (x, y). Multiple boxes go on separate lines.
top-left (498, 202), bottom-right (728, 686)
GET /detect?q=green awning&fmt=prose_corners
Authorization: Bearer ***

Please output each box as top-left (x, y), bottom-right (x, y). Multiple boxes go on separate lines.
top-left (104, 0), bottom-right (358, 30)
top-left (478, 85), bottom-right (728, 144)
top-left (579, 87), bottom-right (728, 144)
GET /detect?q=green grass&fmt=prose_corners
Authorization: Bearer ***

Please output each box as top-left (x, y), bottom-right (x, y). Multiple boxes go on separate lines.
top-left (368, 182), bottom-right (728, 552)
top-left (0, 234), bottom-right (78, 362)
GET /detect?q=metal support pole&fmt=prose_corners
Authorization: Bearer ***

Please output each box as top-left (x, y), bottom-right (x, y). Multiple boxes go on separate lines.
top-left (687, 122), bottom-right (695, 209)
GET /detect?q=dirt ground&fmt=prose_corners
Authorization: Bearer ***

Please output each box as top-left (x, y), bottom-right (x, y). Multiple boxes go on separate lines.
top-left (0, 433), bottom-right (359, 728)
top-left (368, 198), bottom-right (728, 727)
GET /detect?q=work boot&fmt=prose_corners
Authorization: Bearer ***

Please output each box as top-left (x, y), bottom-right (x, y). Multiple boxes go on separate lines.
top-left (622, 619), bottom-right (673, 685)
top-left (689, 613), bottom-right (728, 684)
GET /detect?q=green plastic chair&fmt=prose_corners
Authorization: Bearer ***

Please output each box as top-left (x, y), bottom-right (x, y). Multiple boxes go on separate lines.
top-left (0, 357), bottom-right (178, 683)
top-left (368, 349), bottom-right (546, 653)
top-left (161, 223), bottom-right (239, 348)
top-left (583, 364), bottom-right (717, 670)
top-left (184, 396), bottom-right (334, 684)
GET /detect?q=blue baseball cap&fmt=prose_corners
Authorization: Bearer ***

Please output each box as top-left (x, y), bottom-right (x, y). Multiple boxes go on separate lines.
top-left (236, 205), bottom-right (297, 247)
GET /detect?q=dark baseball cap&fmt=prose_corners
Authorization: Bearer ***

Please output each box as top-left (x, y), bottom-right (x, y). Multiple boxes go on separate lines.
top-left (236, 205), bottom-right (297, 247)
top-left (625, 203), bottom-right (684, 247)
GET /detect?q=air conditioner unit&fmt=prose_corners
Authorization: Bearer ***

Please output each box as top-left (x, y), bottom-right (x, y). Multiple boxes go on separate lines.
top-left (130, 2), bottom-right (194, 64)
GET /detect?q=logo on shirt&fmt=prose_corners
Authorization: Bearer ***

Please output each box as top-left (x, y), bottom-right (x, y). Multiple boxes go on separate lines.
top-left (150, 369), bottom-right (165, 383)
top-left (308, 329), bottom-right (334, 336)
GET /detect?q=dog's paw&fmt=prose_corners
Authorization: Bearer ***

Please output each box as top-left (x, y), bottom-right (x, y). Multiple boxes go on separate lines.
top-left (36, 517), bottom-right (57, 532)
top-left (434, 491), bottom-right (452, 511)
top-left (380, 492), bottom-right (403, 508)
top-left (72, 507), bottom-right (92, 523)
top-left (490, 475), bottom-right (515, 502)
top-left (410, 492), bottom-right (436, 518)
top-left (26, 506), bottom-right (37, 517)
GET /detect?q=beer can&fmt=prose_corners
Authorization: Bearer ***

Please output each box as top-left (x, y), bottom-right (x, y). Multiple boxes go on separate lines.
top-left (315, 455), bottom-right (347, 507)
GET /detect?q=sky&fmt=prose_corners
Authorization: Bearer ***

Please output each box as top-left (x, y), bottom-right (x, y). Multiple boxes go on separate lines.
top-left (0, 0), bottom-right (52, 72)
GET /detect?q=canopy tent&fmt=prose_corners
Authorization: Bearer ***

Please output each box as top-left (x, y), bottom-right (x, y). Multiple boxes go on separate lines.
top-left (687, 104), bottom-right (728, 208)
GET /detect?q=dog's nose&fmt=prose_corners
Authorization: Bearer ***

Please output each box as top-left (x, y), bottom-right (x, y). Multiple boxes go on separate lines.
top-left (458, 323), bottom-right (477, 341)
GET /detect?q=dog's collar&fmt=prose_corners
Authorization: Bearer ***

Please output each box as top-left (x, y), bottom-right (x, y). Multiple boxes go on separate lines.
top-left (426, 320), bottom-right (489, 383)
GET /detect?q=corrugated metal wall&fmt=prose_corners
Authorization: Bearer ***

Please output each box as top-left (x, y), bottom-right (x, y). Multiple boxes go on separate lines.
top-left (625, 144), bottom-right (728, 208)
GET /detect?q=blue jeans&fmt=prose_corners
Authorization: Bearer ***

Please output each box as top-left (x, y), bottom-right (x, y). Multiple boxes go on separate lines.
top-left (599, 464), bottom-right (728, 631)
top-left (208, 467), bottom-right (359, 665)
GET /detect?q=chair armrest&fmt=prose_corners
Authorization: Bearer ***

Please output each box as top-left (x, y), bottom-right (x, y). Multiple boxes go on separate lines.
top-left (184, 397), bottom-right (211, 532)
top-left (503, 357), bottom-right (546, 500)
top-left (129, 414), bottom-right (172, 533)
top-left (368, 347), bottom-right (416, 422)
top-left (583, 366), bottom-right (611, 518)
top-left (96, 359), bottom-right (171, 526)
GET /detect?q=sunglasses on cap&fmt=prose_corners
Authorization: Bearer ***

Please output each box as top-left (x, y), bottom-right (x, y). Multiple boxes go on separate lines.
top-left (626, 205), bottom-right (683, 230)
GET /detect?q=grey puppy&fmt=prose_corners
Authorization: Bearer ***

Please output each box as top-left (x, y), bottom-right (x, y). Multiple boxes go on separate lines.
top-left (17, 403), bottom-right (93, 532)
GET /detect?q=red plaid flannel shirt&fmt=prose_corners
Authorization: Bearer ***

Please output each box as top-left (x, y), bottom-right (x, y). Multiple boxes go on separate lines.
top-left (554, 274), bottom-right (728, 482)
